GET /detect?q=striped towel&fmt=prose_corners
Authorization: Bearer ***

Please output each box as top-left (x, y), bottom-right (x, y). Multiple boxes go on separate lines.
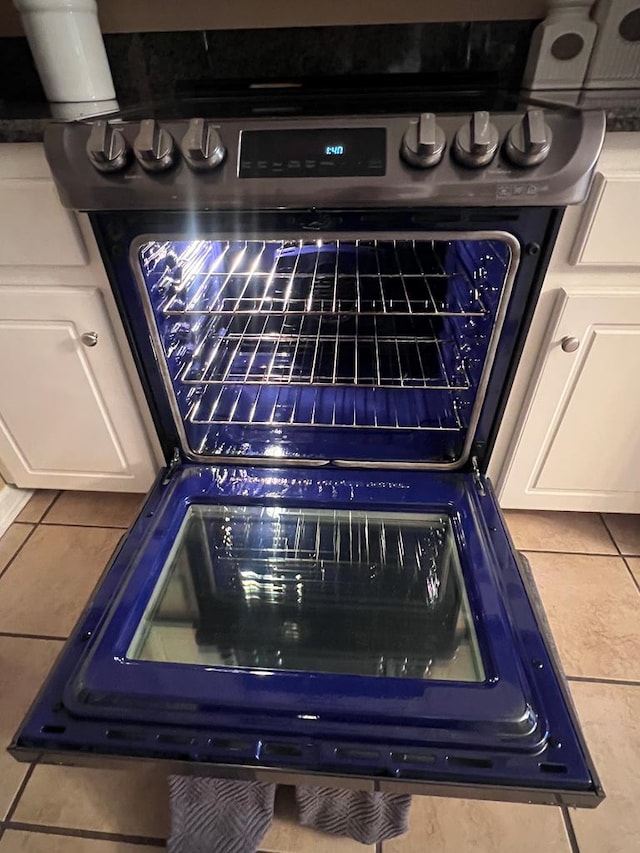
top-left (168, 776), bottom-right (412, 850)
top-left (296, 785), bottom-right (412, 844)
top-left (168, 776), bottom-right (276, 853)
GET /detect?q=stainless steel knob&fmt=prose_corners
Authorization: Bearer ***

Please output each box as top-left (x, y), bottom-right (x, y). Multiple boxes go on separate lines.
top-left (181, 119), bottom-right (226, 171)
top-left (505, 109), bottom-right (552, 168)
top-left (133, 119), bottom-right (175, 172)
top-left (453, 110), bottom-right (499, 168)
top-left (400, 113), bottom-right (446, 168)
top-left (86, 121), bottom-right (129, 173)
top-left (561, 336), bottom-right (580, 353)
top-left (81, 331), bottom-right (99, 347)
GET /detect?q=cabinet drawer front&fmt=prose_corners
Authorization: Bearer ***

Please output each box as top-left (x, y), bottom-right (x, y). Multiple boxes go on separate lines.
top-left (0, 180), bottom-right (87, 267)
top-left (571, 173), bottom-right (640, 267)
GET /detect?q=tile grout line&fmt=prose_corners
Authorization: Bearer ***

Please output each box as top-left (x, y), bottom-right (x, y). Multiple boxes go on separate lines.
top-left (598, 514), bottom-right (640, 597)
top-left (0, 630), bottom-right (67, 642)
top-left (510, 548), bottom-right (620, 558)
top-left (39, 521), bottom-right (132, 531)
top-left (561, 806), bottom-right (581, 853)
top-left (3, 820), bottom-right (165, 846)
top-left (38, 491), bottom-right (62, 524)
top-left (567, 674), bottom-right (640, 688)
top-left (3, 763), bottom-right (35, 824)
top-left (0, 524), bottom-right (38, 585)
top-left (621, 555), bottom-right (640, 596)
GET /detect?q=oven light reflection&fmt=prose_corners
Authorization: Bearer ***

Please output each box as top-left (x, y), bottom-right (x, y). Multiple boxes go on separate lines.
top-left (265, 444), bottom-right (285, 458)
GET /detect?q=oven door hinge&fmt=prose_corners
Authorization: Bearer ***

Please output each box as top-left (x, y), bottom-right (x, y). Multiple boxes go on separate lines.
top-left (162, 447), bottom-right (182, 485)
top-left (471, 456), bottom-right (486, 496)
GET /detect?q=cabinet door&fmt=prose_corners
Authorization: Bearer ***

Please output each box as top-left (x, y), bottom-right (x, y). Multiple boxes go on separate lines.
top-left (0, 286), bottom-right (158, 492)
top-left (500, 289), bottom-right (640, 512)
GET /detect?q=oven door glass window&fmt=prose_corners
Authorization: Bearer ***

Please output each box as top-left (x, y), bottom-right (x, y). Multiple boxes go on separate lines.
top-left (126, 504), bottom-right (484, 682)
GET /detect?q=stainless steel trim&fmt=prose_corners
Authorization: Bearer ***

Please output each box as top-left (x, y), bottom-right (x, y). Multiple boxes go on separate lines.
top-left (129, 230), bottom-right (521, 470)
top-left (8, 747), bottom-right (602, 807)
top-left (45, 110), bottom-right (606, 211)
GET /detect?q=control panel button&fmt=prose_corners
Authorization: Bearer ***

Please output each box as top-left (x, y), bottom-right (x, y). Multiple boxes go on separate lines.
top-left (133, 120), bottom-right (175, 172)
top-left (86, 121), bottom-right (128, 173)
top-left (505, 109), bottom-right (552, 168)
top-left (181, 119), bottom-right (226, 171)
top-left (400, 113), bottom-right (446, 168)
top-left (453, 111), bottom-right (499, 168)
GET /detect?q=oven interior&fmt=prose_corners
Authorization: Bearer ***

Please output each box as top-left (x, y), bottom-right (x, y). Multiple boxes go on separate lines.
top-left (135, 237), bottom-right (513, 465)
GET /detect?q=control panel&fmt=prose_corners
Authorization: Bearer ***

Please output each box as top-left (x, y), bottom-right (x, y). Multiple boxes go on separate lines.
top-left (59, 106), bottom-right (605, 209)
top-left (238, 127), bottom-right (386, 178)
top-left (84, 109), bottom-right (558, 178)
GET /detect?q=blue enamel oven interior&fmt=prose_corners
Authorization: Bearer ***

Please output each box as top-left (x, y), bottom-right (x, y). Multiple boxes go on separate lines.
top-left (134, 237), bottom-right (512, 464)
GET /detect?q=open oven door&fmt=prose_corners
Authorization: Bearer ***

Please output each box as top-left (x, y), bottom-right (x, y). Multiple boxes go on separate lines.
top-left (10, 462), bottom-right (604, 808)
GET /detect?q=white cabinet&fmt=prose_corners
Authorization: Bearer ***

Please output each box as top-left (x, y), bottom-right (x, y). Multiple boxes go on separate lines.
top-left (493, 133), bottom-right (640, 512)
top-left (0, 181), bottom-right (87, 267)
top-left (0, 285), bottom-right (157, 492)
top-left (0, 143), bottom-right (162, 492)
top-left (500, 289), bottom-right (640, 512)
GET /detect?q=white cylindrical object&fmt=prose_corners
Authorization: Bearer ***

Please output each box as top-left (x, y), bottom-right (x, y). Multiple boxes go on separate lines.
top-left (13, 0), bottom-right (116, 104)
top-left (50, 99), bottom-right (119, 119)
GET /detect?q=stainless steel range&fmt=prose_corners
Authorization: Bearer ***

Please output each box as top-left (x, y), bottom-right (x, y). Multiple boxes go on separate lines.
top-left (11, 84), bottom-right (606, 808)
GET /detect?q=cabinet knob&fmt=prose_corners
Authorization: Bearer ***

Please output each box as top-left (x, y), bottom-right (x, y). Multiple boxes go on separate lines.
top-left (561, 336), bottom-right (580, 353)
top-left (81, 331), bottom-right (99, 347)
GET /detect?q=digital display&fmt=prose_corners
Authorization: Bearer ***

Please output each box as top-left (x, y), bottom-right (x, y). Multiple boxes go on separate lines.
top-left (239, 128), bottom-right (386, 178)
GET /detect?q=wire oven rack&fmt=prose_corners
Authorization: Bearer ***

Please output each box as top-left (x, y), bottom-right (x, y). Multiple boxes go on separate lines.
top-left (139, 238), bottom-right (506, 443)
top-left (185, 385), bottom-right (465, 432)
top-left (173, 314), bottom-right (470, 389)
top-left (148, 239), bottom-right (491, 317)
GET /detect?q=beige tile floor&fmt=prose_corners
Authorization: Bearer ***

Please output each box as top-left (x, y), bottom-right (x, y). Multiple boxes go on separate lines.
top-left (0, 494), bottom-right (637, 852)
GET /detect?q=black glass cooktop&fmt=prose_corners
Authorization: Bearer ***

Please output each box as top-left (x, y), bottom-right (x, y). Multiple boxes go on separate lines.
top-left (91, 74), bottom-right (589, 124)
